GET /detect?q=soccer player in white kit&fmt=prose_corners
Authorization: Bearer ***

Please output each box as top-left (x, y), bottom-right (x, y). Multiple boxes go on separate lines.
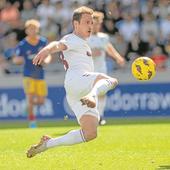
top-left (88, 11), bottom-right (125, 125)
top-left (27, 6), bottom-right (120, 158)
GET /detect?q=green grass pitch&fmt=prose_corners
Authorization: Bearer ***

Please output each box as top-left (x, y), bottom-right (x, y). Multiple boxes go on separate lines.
top-left (0, 118), bottom-right (170, 170)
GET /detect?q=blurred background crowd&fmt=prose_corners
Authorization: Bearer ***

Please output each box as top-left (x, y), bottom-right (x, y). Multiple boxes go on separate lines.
top-left (0, 0), bottom-right (170, 75)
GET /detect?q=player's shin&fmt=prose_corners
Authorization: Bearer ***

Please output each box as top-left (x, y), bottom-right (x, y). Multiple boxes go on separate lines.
top-left (98, 96), bottom-right (106, 117)
top-left (46, 129), bottom-right (86, 148)
top-left (28, 104), bottom-right (37, 128)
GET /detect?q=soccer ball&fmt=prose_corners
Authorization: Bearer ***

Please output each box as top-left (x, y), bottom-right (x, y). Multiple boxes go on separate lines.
top-left (131, 56), bottom-right (156, 81)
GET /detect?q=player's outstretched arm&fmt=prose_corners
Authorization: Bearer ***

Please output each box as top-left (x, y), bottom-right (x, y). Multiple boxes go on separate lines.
top-left (33, 41), bottom-right (67, 65)
top-left (106, 42), bottom-right (125, 67)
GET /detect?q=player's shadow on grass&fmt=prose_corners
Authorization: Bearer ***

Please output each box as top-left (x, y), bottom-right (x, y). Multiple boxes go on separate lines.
top-left (157, 165), bottom-right (170, 170)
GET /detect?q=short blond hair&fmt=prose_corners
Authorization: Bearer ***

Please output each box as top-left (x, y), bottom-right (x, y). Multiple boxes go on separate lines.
top-left (93, 11), bottom-right (104, 23)
top-left (72, 6), bottom-right (93, 22)
top-left (25, 19), bottom-right (40, 28)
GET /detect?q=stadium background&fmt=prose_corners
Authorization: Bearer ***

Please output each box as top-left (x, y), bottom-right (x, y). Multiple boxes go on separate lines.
top-left (0, 0), bottom-right (170, 121)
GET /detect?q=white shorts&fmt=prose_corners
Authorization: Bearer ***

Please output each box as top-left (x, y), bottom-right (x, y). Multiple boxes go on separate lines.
top-left (64, 71), bottom-right (106, 123)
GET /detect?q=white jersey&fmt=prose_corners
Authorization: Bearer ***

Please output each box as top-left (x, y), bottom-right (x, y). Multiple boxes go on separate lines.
top-left (59, 33), bottom-right (101, 122)
top-left (60, 33), bottom-right (94, 78)
top-left (87, 32), bottom-right (109, 73)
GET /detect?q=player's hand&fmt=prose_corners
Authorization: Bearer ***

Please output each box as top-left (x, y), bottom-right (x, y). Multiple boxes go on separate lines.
top-left (33, 49), bottom-right (49, 65)
top-left (117, 57), bottom-right (125, 67)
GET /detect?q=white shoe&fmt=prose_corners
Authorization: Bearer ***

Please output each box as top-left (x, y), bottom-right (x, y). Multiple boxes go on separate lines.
top-left (27, 135), bottom-right (51, 158)
top-left (99, 118), bottom-right (106, 125)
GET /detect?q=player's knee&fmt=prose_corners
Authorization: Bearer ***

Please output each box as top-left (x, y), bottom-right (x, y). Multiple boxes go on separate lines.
top-left (83, 130), bottom-right (97, 141)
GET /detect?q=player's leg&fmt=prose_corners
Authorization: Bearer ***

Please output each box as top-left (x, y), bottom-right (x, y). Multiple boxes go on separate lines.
top-left (98, 95), bottom-right (107, 125)
top-left (26, 94), bottom-right (37, 128)
top-left (27, 127), bottom-right (86, 158)
top-left (80, 73), bottom-right (118, 108)
top-left (79, 114), bottom-right (98, 141)
top-left (41, 104), bottom-right (99, 146)
top-left (28, 79), bottom-right (47, 128)
top-left (94, 67), bottom-right (108, 125)
top-left (33, 96), bottom-right (45, 105)
top-left (23, 77), bottom-right (37, 128)
top-left (36, 99), bottom-right (99, 148)
top-left (27, 113), bottom-right (98, 158)
top-left (26, 94), bottom-right (99, 158)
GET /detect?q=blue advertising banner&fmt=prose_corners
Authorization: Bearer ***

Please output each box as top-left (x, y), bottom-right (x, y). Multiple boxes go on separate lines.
top-left (105, 83), bottom-right (170, 117)
top-left (0, 86), bottom-right (66, 120)
top-left (0, 83), bottom-right (170, 120)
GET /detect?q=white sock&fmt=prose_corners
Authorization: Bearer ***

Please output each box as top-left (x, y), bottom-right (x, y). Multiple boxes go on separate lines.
top-left (46, 129), bottom-right (85, 148)
top-left (90, 78), bottom-right (118, 96)
top-left (98, 96), bottom-right (106, 117)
